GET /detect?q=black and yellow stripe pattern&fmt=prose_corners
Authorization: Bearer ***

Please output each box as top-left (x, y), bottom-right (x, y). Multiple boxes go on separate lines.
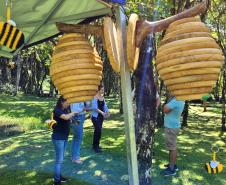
top-left (205, 162), bottom-right (223, 174)
top-left (0, 22), bottom-right (24, 50)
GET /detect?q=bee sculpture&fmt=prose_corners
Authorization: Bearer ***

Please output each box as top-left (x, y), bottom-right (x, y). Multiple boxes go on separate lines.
top-left (206, 146), bottom-right (223, 174)
top-left (0, 21), bottom-right (24, 50)
top-left (0, 0), bottom-right (25, 50)
top-left (45, 113), bottom-right (57, 129)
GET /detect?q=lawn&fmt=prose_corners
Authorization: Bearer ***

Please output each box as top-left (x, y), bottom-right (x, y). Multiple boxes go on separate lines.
top-left (0, 94), bottom-right (225, 185)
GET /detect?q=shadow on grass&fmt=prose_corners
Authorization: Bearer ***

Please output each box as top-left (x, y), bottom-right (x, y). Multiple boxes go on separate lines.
top-left (1, 94), bottom-right (225, 185)
top-left (153, 121), bottom-right (226, 185)
top-left (0, 126), bottom-right (128, 185)
top-left (0, 169), bottom-right (92, 185)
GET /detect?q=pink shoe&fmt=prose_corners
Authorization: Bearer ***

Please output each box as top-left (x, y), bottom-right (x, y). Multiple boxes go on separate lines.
top-left (72, 159), bottom-right (83, 164)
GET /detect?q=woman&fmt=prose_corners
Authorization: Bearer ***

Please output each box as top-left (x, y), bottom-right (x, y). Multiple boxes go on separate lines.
top-left (91, 85), bottom-right (110, 153)
top-left (52, 96), bottom-right (78, 185)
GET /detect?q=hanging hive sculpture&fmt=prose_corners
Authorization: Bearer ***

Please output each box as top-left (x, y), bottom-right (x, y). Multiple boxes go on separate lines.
top-left (50, 33), bottom-right (103, 103)
top-left (156, 17), bottom-right (224, 100)
top-left (103, 17), bottom-right (120, 73)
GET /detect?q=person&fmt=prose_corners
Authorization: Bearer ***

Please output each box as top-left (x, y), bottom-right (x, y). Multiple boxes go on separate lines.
top-left (52, 96), bottom-right (78, 185)
top-left (70, 102), bottom-right (89, 164)
top-left (91, 84), bottom-right (110, 153)
top-left (162, 95), bottom-right (185, 176)
top-left (202, 94), bottom-right (210, 112)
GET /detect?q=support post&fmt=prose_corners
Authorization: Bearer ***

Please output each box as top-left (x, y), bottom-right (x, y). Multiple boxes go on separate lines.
top-left (115, 6), bottom-right (139, 185)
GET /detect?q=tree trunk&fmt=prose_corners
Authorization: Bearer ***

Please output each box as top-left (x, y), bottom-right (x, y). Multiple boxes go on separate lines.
top-left (14, 55), bottom-right (22, 95)
top-left (49, 80), bottom-right (55, 97)
top-left (182, 101), bottom-right (189, 127)
top-left (0, 57), bottom-right (9, 83)
top-left (134, 35), bottom-right (157, 185)
top-left (214, 80), bottom-right (220, 102)
top-left (221, 68), bottom-right (226, 132)
top-left (6, 65), bottom-right (12, 83)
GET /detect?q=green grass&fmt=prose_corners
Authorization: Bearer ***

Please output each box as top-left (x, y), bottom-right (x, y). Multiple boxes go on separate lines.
top-left (152, 102), bottom-right (226, 185)
top-left (0, 94), bottom-right (226, 185)
top-left (0, 169), bottom-right (91, 185)
top-left (0, 94), bottom-right (128, 185)
top-left (0, 94), bottom-right (56, 135)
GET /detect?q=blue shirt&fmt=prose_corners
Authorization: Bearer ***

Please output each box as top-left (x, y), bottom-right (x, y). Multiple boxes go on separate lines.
top-left (70, 102), bottom-right (85, 115)
top-left (91, 97), bottom-right (109, 118)
top-left (164, 98), bottom-right (185, 128)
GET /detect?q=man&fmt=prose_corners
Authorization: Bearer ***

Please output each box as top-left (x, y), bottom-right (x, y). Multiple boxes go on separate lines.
top-left (162, 95), bottom-right (185, 176)
top-left (70, 102), bottom-right (89, 164)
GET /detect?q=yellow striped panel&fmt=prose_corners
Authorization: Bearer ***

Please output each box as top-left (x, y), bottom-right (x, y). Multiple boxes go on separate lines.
top-left (0, 22), bottom-right (4, 35)
top-left (0, 23), bottom-right (10, 45)
top-left (12, 31), bottom-right (22, 50)
top-left (6, 26), bottom-right (17, 48)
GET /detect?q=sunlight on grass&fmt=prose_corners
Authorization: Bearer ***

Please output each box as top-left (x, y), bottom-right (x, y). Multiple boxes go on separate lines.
top-left (153, 101), bottom-right (226, 185)
top-left (94, 170), bottom-right (102, 176)
top-left (88, 160), bottom-right (97, 168)
top-left (0, 142), bottom-right (20, 155)
top-left (0, 94), bottom-right (225, 185)
top-left (172, 178), bottom-right (180, 184)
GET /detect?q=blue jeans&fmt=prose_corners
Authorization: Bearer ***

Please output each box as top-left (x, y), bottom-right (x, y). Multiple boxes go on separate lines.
top-left (91, 115), bottom-right (104, 148)
top-left (52, 139), bottom-right (68, 182)
top-left (71, 114), bottom-right (85, 160)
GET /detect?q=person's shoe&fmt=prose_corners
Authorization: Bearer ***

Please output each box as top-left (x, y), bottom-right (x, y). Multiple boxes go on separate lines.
top-left (60, 175), bottom-right (68, 183)
top-left (53, 181), bottom-right (61, 185)
top-left (72, 159), bottom-right (83, 164)
top-left (161, 167), bottom-right (176, 176)
top-left (164, 164), bottom-right (179, 171)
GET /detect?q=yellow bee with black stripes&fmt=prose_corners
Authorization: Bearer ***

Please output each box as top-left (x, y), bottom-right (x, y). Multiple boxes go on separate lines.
top-left (206, 161), bottom-right (223, 174)
top-left (205, 146), bottom-right (223, 174)
top-left (0, 22), bottom-right (24, 50)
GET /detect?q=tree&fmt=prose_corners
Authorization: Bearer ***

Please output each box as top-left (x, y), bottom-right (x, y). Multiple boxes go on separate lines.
top-left (134, 35), bottom-right (157, 184)
top-left (207, 0), bottom-right (226, 131)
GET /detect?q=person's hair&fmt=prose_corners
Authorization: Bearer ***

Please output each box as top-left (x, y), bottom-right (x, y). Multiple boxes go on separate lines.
top-left (97, 84), bottom-right (104, 91)
top-left (54, 95), bottom-right (67, 111)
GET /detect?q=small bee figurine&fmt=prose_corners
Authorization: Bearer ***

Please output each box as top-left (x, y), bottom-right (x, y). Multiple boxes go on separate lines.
top-left (45, 113), bottom-right (57, 129)
top-left (205, 146), bottom-right (223, 174)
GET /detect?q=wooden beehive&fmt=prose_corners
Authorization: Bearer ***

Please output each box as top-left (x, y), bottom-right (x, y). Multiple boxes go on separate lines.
top-left (156, 17), bottom-right (224, 100)
top-left (103, 17), bottom-right (120, 73)
top-left (50, 33), bottom-right (103, 103)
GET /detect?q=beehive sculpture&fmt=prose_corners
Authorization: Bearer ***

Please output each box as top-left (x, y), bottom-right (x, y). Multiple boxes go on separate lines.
top-left (50, 33), bottom-right (103, 103)
top-left (103, 17), bottom-right (120, 73)
top-left (156, 17), bottom-right (224, 100)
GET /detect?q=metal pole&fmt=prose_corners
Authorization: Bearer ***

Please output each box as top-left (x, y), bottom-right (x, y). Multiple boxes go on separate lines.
top-left (115, 5), bottom-right (139, 185)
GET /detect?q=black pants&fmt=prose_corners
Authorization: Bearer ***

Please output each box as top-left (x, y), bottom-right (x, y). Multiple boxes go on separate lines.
top-left (91, 115), bottom-right (104, 148)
